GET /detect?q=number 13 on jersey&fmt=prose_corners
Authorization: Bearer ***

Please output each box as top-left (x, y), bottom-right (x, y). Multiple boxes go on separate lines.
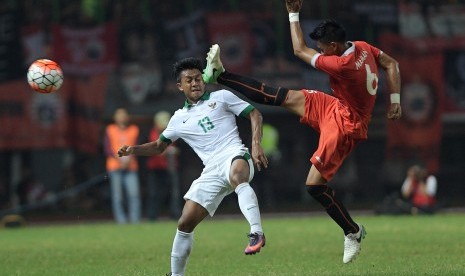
top-left (198, 116), bottom-right (214, 133)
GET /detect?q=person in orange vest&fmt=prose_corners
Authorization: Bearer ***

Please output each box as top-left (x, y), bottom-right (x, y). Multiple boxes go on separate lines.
top-left (104, 108), bottom-right (141, 224)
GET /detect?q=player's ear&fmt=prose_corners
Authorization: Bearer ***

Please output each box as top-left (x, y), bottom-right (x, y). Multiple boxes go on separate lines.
top-left (176, 82), bottom-right (183, 92)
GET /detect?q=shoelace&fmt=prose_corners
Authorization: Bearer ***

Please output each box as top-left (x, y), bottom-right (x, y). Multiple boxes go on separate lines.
top-left (247, 233), bottom-right (259, 246)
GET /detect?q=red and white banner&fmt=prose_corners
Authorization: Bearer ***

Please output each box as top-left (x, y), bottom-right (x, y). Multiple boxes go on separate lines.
top-left (52, 22), bottom-right (118, 76)
top-left (67, 74), bottom-right (108, 153)
top-left (206, 13), bottom-right (253, 74)
top-left (21, 25), bottom-right (49, 66)
top-left (381, 34), bottom-right (445, 173)
top-left (165, 11), bottom-right (208, 60)
top-left (0, 75), bottom-right (108, 154)
top-left (0, 80), bottom-right (70, 149)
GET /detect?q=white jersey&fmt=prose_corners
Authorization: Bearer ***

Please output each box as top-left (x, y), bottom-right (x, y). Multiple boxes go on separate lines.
top-left (160, 89), bottom-right (254, 165)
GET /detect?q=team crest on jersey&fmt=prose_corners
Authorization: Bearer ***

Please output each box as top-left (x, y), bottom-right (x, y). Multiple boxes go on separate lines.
top-left (208, 102), bottom-right (217, 109)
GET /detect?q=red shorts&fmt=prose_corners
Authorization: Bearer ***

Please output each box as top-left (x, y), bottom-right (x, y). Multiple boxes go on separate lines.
top-left (299, 90), bottom-right (368, 181)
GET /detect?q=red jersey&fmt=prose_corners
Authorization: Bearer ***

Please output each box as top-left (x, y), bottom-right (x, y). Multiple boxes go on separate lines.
top-left (146, 128), bottom-right (169, 170)
top-left (311, 41), bottom-right (381, 123)
top-left (146, 128), bottom-right (179, 170)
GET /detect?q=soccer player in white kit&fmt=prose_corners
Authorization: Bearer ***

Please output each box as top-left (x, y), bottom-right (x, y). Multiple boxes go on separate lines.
top-left (118, 57), bottom-right (268, 276)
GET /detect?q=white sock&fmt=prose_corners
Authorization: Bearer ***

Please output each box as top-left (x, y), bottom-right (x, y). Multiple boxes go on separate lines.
top-left (235, 183), bottom-right (263, 234)
top-left (171, 229), bottom-right (194, 275)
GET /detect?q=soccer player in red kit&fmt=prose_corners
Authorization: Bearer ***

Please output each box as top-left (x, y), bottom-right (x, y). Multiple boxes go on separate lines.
top-left (202, 0), bottom-right (402, 264)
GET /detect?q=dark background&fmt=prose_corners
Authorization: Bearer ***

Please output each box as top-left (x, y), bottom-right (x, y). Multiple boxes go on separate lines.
top-left (0, 0), bottom-right (464, 221)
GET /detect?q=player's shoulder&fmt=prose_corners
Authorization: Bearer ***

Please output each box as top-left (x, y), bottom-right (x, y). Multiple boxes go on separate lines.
top-left (353, 40), bottom-right (372, 47)
top-left (209, 89), bottom-right (232, 98)
top-left (353, 41), bottom-right (380, 53)
top-left (172, 108), bottom-right (184, 118)
top-left (208, 89), bottom-right (239, 102)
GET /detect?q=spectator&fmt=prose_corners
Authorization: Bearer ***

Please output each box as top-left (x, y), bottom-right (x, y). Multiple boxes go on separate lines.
top-left (146, 110), bottom-right (181, 221)
top-left (401, 165), bottom-right (438, 214)
top-left (104, 108), bottom-right (141, 224)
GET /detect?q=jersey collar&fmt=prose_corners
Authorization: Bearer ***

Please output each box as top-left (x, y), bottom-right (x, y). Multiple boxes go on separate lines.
top-left (342, 41), bottom-right (355, 56)
top-left (183, 92), bottom-right (211, 109)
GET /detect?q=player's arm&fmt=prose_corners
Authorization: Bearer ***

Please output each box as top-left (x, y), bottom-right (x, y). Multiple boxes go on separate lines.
top-left (118, 139), bottom-right (169, 157)
top-left (378, 52), bottom-right (402, 120)
top-left (286, 0), bottom-right (319, 64)
top-left (247, 108), bottom-right (268, 171)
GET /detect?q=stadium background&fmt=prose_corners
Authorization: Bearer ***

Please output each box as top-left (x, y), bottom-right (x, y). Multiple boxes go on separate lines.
top-left (0, 0), bottom-right (464, 221)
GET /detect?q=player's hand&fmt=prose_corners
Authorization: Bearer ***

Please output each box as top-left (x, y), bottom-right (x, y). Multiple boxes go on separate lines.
top-left (387, 103), bottom-right (402, 120)
top-left (285, 0), bottom-right (303, 13)
top-left (117, 145), bottom-right (134, 157)
top-left (252, 145), bottom-right (269, 172)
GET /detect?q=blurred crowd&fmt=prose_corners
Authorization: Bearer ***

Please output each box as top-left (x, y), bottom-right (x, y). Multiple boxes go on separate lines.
top-left (1, 0), bottom-right (464, 220)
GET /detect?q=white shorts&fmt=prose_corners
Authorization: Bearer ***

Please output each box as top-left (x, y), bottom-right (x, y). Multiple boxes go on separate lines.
top-left (184, 147), bottom-right (254, 216)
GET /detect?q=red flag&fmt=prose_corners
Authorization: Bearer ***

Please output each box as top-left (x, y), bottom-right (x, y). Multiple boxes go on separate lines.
top-left (0, 80), bottom-right (70, 149)
top-left (52, 22), bottom-right (118, 76)
top-left (66, 74), bottom-right (108, 154)
top-left (381, 34), bottom-right (444, 173)
top-left (206, 13), bottom-right (252, 73)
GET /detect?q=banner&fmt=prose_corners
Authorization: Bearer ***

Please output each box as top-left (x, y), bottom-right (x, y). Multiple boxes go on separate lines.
top-left (67, 74), bottom-right (108, 153)
top-left (0, 80), bottom-right (70, 149)
top-left (164, 11), bottom-right (208, 60)
top-left (21, 25), bottom-right (49, 66)
top-left (380, 34), bottom-right (444, 173)
top-left (0, 75), bottom-right (108, 154)
top-left (52, 22), bottom-right (118, 76)
top-left (206, 12), bottom-right (252, 74)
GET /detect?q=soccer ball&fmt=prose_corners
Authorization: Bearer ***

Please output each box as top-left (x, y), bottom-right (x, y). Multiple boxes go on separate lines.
top-left (27, 59), bottom-right (64, 93)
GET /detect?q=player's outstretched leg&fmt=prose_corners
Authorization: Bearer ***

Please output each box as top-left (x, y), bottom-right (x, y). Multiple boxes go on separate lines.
top-left (343, 223), bottom-right (367, 263)
top-left (203, 44), bottom-right (289, 106)
top-left (203, 44), bottom-right (225, 84)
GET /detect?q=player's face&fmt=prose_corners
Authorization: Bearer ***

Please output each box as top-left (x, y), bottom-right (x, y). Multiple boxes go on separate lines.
top-left (177, 69), bottom-right (205, 103)
top-left (316, 41), bottom-right (337, 56)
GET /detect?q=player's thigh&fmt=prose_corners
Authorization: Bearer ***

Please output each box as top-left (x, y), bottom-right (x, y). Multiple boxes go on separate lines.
top-left (313, 127), bottom-right (358, 181)
top-left (229, 158), bottom-right (251, 187)
top-left (282, 89), bottom-right (306, 117)
top-left (184, 169), bottom-right (232, 217)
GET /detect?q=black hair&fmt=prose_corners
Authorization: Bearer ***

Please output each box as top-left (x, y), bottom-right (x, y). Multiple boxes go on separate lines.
top-left (309, 19), bottom-right (346, 44)
top-left (172, 57), bottom-right (204, 82)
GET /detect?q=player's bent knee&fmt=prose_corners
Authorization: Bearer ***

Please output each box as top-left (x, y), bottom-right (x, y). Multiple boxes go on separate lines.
top-left (177, 217), bottom-right (195, 233)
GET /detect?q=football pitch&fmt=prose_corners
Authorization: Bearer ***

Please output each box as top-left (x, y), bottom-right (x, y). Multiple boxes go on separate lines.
top-left (1, 213), bottom-right (464, 275)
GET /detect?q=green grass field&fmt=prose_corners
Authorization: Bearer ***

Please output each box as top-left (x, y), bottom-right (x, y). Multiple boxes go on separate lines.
top-left (1, 213), bottom-right (464, 275)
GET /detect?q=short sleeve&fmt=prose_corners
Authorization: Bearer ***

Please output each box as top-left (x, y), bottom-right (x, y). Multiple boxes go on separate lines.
top-left (160, 116), bottom-right (178, 144)
top-left (221, 89), bottom-right (255, 117)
